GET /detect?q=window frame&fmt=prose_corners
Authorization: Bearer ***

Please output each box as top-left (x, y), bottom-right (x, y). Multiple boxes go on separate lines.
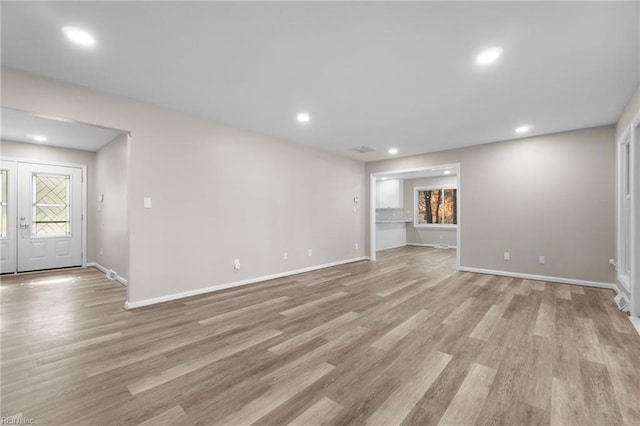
top-left (413, 184), bottom-right (458, 228)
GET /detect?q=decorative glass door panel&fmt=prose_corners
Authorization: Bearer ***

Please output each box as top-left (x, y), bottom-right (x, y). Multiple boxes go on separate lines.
top-left (32, 173), bottom-right (71, 236)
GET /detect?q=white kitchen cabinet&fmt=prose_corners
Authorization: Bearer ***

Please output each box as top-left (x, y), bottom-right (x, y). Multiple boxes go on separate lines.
top-left (376, 222), bottom-right (407, 250)
top-left (376, 179), bottom-right (403, 208)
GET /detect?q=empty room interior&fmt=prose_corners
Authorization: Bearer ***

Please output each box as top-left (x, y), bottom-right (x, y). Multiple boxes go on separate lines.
top-left (1, 2), bottom-right (639, 425)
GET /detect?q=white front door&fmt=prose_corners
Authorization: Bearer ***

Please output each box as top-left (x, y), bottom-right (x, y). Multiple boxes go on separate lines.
top-left (16, 162), bottom-right (83, 272)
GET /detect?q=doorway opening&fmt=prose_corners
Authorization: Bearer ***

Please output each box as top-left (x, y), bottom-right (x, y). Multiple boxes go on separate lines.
top-left (369, 163), bottom-right (461, 271)
top-left (0, 108), bottom-right (130, 301)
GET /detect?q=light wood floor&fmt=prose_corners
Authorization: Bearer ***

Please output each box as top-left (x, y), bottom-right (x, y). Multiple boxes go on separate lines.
top-left (2, 247), bottom-right (639, 425)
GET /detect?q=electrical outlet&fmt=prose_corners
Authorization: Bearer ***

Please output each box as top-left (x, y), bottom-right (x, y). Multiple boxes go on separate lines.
top-left (233, 259), bottom-right (240, 270)
top-left (355, 242), bottom-right (359, 249)
top-left (439, 234), bottom-right (443, 240)
top-left (308, 249), bottom-right (312, 257)
top-left (504, 252), bottom-right (510, 261)
top-left (283, 252), bottom-right (288, 260)
top-left (99, 247), bottom-right (103, 256)
top-left (539, 255), bottom-right (545, 264)
top-left (353, 205), bottom-right (357, 213)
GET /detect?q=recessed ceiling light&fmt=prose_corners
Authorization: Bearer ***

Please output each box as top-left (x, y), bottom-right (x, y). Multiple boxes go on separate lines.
top-left (296, 112), bottom-right (310, 123)
top-left (62, 26), bottom-right (95, 47)
top-left (444, 170), bottom-right (452, 175)
top-left (32, 135), bottom-right (47, 142)
top-left (515, 125), bottom-right (532, 134)
top-left (476, 47), bottom-right (503, 65)
top-left (380, 177), bottom-right (388, 181)
top-left (388, 148), bottom-right (398, 154)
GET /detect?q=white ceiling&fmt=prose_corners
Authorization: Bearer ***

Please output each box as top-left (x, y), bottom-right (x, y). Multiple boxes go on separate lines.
top-left (1, 108), bottom-right (125, 152)
top-left (1, 2), bottom-right (638, 162)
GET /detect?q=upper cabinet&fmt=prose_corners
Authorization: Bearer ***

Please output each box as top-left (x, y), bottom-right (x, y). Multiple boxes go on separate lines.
top-left (376, 179), bottom-right (403, 208)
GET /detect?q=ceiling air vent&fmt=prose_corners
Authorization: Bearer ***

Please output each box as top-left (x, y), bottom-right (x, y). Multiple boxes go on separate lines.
top-left (352, 146), bottom-right (376, 154)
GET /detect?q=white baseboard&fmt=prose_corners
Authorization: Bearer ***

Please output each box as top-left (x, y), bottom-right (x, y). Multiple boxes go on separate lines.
top-left (376, 243), bottom-right (407, 251)
top-left (87, 262), bottom-right (128, 286)
top-left (87, 261), bottom-right (106, 273)
top-left (407, 243), bottom-right (457, 249)
top-left (458, 266), bottom-right (618, 292)
top-left (124, 256), bottom-right (370, 310)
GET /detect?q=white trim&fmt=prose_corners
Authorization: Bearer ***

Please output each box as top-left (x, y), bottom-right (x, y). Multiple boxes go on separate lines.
top-left (88, 261), bottom-right (107, 273)
top-left (413, 224), bottom-right (457, 229)
top-left (615, 111), bottom-right (640, 316)
top-left (370, 174), bottom-right (377, 261)
top-left (87, 262), bottom-right (128, 286)
top-left (0, 160), bottom-right (17, 274)
top-left (616, 128), bottom-right (632, 292)
top-left (124, 132), bottom-right (132, 304)
top-left (456, 166), bottom-right (461, 270)
top-left (407, 243), bottom-right (457, 249)
top-left (459, 266), bottom-right (619, 292)
top-left (376, 243), bottom-right (408, 252)
top-left (124, 256), bottom-right (370, 310)
top-left (631, 115), bottom-right (640, 316)
top-left (81, 165), bottom-right (87, 268)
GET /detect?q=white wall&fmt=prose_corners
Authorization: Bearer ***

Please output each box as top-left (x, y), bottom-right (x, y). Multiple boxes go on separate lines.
top-left (1, 69), bottom-right (367, 305)
top-left (403, 176), bottom-right (457, 247)
top-left (94, 133), bottom-right (129, 281)
top-left (367, 126), bottom-right (616, 285)
top-left (0, 140), bottom-right (98, 263)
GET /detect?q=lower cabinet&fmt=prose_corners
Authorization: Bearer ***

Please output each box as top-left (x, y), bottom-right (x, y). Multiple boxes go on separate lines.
top-left (376, 223), bottom-right (407, 251)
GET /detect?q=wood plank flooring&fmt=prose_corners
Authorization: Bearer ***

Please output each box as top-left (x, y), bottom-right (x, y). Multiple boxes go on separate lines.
top-left (1, 247), bottom-right (639, 425)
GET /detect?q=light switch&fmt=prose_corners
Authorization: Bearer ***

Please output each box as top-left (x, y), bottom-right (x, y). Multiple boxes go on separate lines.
top-left (144, 197), bottom-right (152, 209)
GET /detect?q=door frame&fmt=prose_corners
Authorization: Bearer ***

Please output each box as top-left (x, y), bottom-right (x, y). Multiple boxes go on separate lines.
top-left (369, 162), bottom-right (461, 272)
top-left (634, 117), bottom-right (640, 318)
top-left (0, 156), bottom-right (88, 272)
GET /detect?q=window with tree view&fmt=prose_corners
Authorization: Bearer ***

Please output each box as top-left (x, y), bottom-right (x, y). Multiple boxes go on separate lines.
top-left (416, 186), bottom-right (457, 226)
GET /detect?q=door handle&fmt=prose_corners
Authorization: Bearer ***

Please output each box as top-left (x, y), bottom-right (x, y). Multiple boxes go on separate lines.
top-left (19, 223), bottom-right (29, 230)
